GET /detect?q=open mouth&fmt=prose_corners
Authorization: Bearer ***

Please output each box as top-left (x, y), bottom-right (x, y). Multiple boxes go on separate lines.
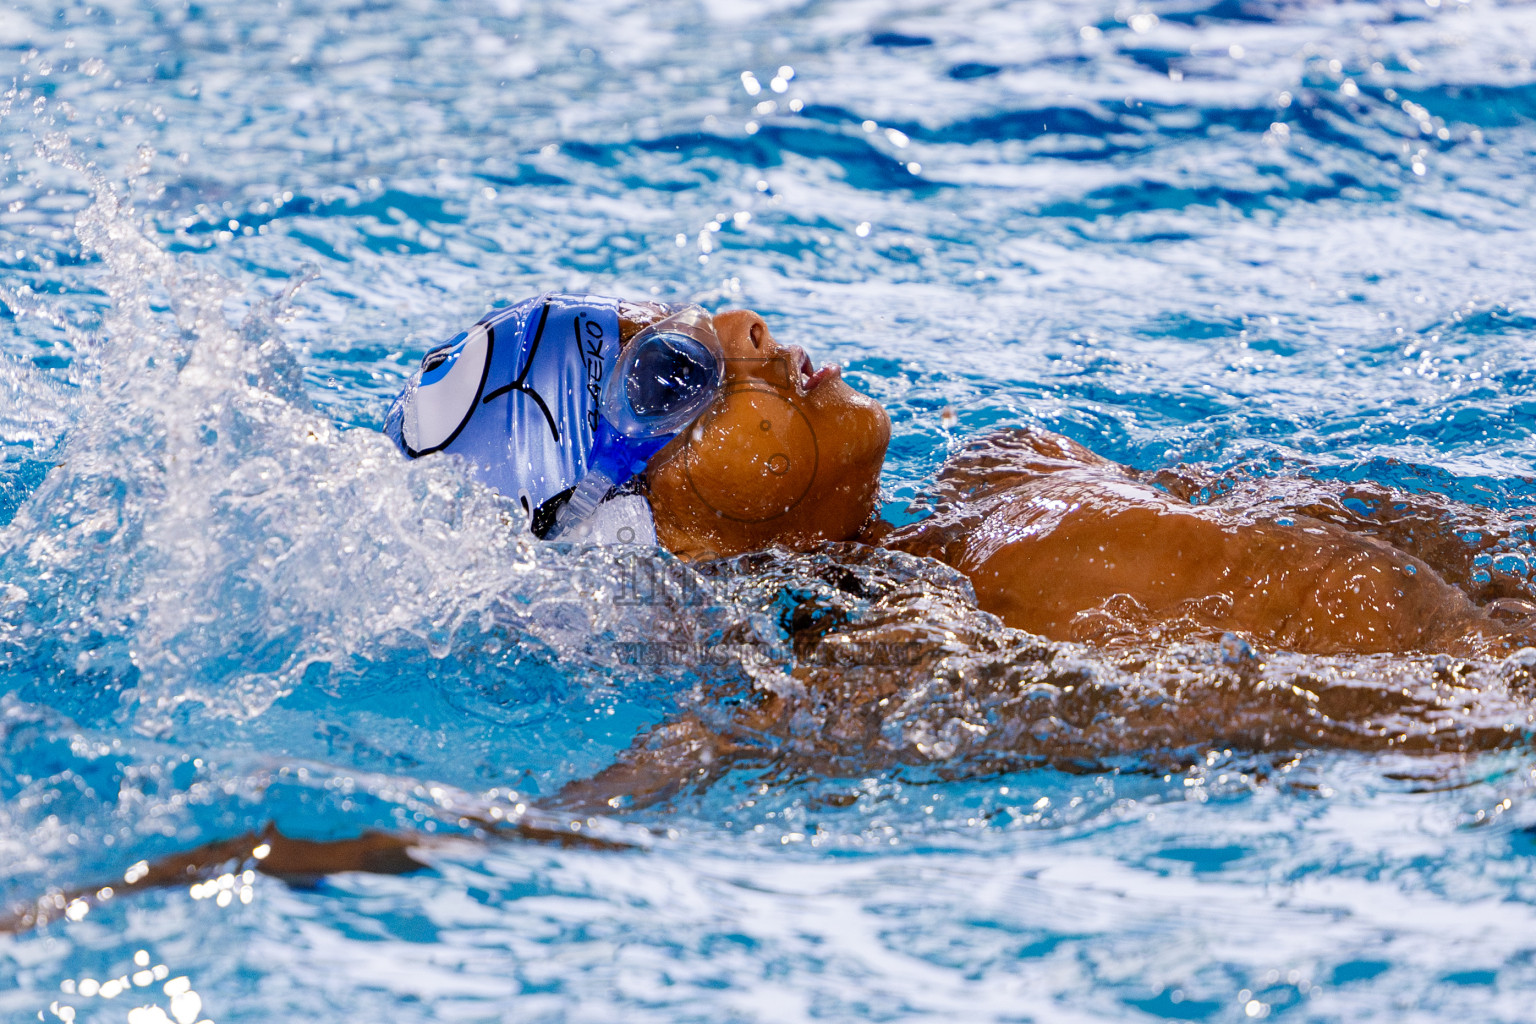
top-left (796, 348), bottom-right (841, 393)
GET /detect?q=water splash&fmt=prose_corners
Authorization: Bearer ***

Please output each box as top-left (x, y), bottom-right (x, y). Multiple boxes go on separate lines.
top-left (4, 2), bottom-right (1536, 1019)
top-left (0, 137), bottom-right (739, 741)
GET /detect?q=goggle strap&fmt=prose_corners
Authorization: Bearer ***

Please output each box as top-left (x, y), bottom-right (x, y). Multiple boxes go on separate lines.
top-left (547, 425), bottom-right (673, 539)
top-left (548, 466), bottom-right (616, 539)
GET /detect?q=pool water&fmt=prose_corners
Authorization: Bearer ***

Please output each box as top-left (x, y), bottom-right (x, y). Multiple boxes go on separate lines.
top-left (4, 0), bottom-right (1536, 1020)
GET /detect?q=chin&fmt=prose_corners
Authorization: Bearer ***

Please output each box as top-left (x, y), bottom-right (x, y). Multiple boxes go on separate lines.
top-left (803, 382), bottom-right (891, 537)
top-left (815, 377), bottom-right (890, 464)
top-left (647, 373), bottom-right (891, 558)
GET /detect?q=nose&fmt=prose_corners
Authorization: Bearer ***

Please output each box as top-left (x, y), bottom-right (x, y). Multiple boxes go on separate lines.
top-left (709, 309), bottom-right (817, 392)
top-left (712, 309), bottom-right (779, 357)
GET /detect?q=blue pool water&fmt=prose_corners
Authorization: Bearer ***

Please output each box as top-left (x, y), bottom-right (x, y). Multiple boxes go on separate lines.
top-left (4, 0), bottom-right (1536, 1020)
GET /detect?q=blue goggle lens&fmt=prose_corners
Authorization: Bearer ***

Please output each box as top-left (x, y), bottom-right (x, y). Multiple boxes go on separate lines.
top-left (553, 304), bottom-right (725, 538)
top-left (625, 333), bottom-right (718, 421)
top-left (601, 306), bottom-right (725, 439)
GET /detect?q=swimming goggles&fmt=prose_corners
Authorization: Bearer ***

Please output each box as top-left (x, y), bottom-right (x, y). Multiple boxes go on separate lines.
top-left (548, 304), bottom-right (725, 536)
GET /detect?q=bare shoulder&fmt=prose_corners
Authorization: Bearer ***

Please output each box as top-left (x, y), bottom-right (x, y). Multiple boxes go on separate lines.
top-left (879, 426), bottom-right (1128, 563)
top-left (932, 426), bottom-right (1121, 500)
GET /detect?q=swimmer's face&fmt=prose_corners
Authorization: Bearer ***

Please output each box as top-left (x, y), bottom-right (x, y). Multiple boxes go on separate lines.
top-left (644, 309), bottom-right (891, 558)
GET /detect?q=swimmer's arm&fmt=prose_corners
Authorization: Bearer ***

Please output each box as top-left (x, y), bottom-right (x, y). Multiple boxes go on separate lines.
top-left (0, 827), bottom-right (425, 933)
top-left (4, 706), bottom-right (766, 933)
top-left (0, 812), bottom-right (638, 934)
top-left (549, 711), bottom-right (762, 814)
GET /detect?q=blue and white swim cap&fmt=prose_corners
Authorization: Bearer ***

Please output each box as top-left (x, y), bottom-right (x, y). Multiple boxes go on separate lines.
top-left (385, 293), bottom-right (725, 541)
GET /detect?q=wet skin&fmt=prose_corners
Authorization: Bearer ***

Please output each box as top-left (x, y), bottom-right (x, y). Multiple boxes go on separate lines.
top-left (641, 308), bottom-right (1518, 657)
top-left (878, 429), bottom-right (1513, 656)
top-left (639, 308), bottom-right (891, 559)
top-left (13, 306), bottom-right (1533, 927)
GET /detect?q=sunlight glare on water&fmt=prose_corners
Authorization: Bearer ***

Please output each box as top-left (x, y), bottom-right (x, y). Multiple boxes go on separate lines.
top-left (3, 0), bottom-right (1536, 1021)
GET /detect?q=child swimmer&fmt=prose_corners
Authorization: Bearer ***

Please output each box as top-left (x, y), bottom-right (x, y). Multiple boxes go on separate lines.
top-left (9, 293), bottom-right (1533, 929)
top-left (388, 293), bottom-right (1533, 658)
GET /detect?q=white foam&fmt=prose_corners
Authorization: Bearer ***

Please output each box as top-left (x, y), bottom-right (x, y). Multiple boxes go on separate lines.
top-left (558, 494), bottom-right (657, 546)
